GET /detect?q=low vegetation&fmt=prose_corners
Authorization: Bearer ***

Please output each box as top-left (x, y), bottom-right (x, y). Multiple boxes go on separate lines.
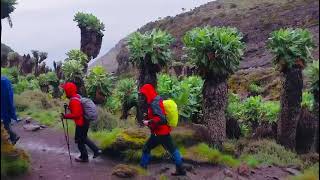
top-left (1, 125), bottom-right (29, 178)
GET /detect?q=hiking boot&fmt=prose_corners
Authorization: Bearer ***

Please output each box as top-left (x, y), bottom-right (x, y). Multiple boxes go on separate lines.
top-left (93, 150), bottom-right (102, 158)
top-left (75, 157), bottom-right (89, 163)
top-left (12, 136), bottom-right (20, 145)
top-left (171, 165), bottom-right (186, 176)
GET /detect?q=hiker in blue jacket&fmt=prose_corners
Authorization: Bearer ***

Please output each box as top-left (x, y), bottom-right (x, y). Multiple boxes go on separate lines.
top-left (1, 76), bottom-right (20, 144)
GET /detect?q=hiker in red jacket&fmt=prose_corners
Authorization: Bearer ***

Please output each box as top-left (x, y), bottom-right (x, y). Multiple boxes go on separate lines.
top-left (139, 84), bottom-right (186, 176)
top-left (61, 82), bottom-right (101, 162)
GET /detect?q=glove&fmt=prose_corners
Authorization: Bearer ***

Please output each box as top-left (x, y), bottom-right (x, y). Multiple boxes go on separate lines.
top-left (143, 120), bottom-right (150, 126)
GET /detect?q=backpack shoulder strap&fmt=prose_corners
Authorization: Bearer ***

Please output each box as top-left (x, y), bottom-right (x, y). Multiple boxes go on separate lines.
top-left (150, 96), bottom-right (167, 125)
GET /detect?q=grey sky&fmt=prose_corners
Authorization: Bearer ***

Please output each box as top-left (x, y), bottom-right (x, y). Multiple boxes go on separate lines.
top-left (2, 0), bottom-right (212, 67)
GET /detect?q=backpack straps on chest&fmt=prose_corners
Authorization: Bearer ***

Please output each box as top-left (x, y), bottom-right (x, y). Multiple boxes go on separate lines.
top-left (150, 96), bottom-right (167, 125)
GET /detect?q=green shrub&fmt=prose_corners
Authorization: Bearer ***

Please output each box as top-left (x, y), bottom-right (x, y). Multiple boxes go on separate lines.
top-left (1, 156), bottom-right (29, 177)
top-left (85, 66), bottom-right (114, 100)
top-left (65, 49), bottom-right (89, 66)
top-left (61, 60), bottom-right (84, 82)
top-left (74, 12), bottom-right (105, 34)
top-left (1, 67), bottom-right (19, 83)
top-left (267, 28), bottom-right (315, 70)
top-left (90, 106), bottom-right (118, 131)
top-left (88, 128), bottom-right (121, 149)
top-left (240, 139), bottom-right (302, 167)
top-left (186, 143), bottom-right (240, 167)
top-left (248, 82), bottom-right (263, 94)
top-left (301, 91), bottom-right (314, 111)
top-left (13, 76), bottom-right (40, 94)
top-left (227, 94), bottom-right (280, 134)
top-left (156, 74), bottom-right (203, 121)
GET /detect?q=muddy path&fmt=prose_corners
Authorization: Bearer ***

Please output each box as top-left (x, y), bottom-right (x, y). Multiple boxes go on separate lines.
top-left (9, 121), bottom-right (291, 180)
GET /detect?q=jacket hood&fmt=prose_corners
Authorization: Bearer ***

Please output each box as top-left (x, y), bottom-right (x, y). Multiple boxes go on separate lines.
top-left (61, 82), bottom-right (77, 98)
top-left (139, 84), bottom-right (157, 104)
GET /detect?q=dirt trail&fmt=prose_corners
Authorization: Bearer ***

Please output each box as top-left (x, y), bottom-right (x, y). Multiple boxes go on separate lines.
top-left (9, 121), bottom-right (290, 180)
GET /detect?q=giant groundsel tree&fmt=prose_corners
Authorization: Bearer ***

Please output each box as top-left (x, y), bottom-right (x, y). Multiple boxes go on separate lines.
top-left (74, 12), bottom-right (105, 72)
top-left (183, 26), bottom-right (245, 147)
top-left (127, 29), bottom-right (174, 123)
top-left (267, 28), bottom-right (315, 149)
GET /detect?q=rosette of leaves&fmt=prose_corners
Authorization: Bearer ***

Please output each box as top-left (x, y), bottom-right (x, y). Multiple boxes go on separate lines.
top-left (267, 28), bottom-right (315, 71)
top-left (183, 26), bottom-right (245, 78)
top-left (65, 49), bottom-right (88, 67)
top-left (128, 29), bottom-right (174, 69)
top-left (73, 12), bottom-right (105, 35)
top-left (61, 60), bottom-right (84, 82)
top-left (85, 66), bottom-right (114, 100)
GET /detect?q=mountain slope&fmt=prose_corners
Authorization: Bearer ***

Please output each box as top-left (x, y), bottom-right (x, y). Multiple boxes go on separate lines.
top-left (94, 0), bottom-right (319, 74)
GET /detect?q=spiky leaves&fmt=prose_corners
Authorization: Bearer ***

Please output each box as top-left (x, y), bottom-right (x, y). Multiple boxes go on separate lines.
top-left (61, 60), bottom-right (84, 82)
top-left (85, 66), bottom-right (114, 100)
top-left (183, 26), bottom-right (245, 78)
top-left (74, 12), bottom-right (105, 35)
top-left (65, 49), bottom-right (88, 65)
top-left (127, 29), bottom-right (174, 69)
top-left (267, 28), bottom-right (315, 71)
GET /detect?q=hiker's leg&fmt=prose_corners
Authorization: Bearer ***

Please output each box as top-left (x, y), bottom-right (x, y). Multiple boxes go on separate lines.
top-left (3, 121), bottom-right (18, 143)
top-left (82, 123), bottom-right (100, 153)
top-left (140, 135), bottom-right (159, 168)
top-left (75, 125), bottom-right (88, 160)
top-left (161, 135), bottom-right (185, 175)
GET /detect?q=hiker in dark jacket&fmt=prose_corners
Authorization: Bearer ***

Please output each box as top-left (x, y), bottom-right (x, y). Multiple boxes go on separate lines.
top-left (1, 76), bottom-right (20, 144)
top-left (139, 84), bottom-right (186, 176)
top-left (61, 82), bottom-right (101, 162)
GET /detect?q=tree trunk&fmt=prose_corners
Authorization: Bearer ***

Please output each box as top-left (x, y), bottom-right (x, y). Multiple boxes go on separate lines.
top-left (80, 26), bottom-right (103, 68)
top-left (312, 88), bottom-right (319, 152)
top-left (136, 55), bottom-right (158, 125)
top-left (202, 77), bottom-right (228, 148)
top-left (52, 86), bottom-right (62, 99)
top-left (277, 67), bottom-right (303, 149)
top-left (40, 85), bottom-right (49, 93)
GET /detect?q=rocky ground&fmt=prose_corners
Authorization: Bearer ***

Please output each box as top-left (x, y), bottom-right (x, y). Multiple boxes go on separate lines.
top-left (7, 120), bottom-right (295, 180)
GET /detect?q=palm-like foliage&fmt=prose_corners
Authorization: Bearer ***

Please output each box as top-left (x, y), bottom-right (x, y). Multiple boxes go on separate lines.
top-left (114, 78), bottom-right (137, 103)
top-left (183, 26), bottom-right (245, 77)
top-left (267, 28), bottom-right (315, 70)
top-left (74, 12), bottom-right (105, 34)
top-left (46, 72), bottom-right (59, 87)
top-left (65, 49), bottom-right (88, 65)
top-left (304, 60), bottom-right (319, 93)
top-left (127, 29), bottom-right (174, 67)
top-left (61, 60), bottom-right (84, 82)
top-left (85, 66), bottom-right (114, 99)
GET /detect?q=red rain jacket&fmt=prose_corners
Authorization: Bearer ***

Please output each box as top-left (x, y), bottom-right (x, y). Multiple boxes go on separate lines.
top-left (61, 82), bottom-right (85, 127)
top-left (140, 84), bottom-right (171, 135)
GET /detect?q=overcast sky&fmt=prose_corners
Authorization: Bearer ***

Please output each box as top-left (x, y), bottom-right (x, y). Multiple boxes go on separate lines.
top-left (2, 0), bottom-right (212, 66)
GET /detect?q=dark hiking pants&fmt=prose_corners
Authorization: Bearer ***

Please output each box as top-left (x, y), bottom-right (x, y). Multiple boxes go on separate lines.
top-left (140, 134), bottom-right (183, 168)
top-left (75, 123), bottom-right (99, 160)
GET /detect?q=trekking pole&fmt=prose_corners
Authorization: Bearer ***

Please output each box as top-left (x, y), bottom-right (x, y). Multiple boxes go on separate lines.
top-left (64, 103), bottom-right (72, 166)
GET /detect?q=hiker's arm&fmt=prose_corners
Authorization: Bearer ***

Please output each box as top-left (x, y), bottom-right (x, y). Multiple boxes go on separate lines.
top-left (150, 103), bottom-right (167, 126)
top-left (64, 100), bottom-right (82, 119)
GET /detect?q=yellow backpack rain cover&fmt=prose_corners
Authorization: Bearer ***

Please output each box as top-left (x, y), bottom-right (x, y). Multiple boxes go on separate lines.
top-left (163, 99), bottom-right (179, 127)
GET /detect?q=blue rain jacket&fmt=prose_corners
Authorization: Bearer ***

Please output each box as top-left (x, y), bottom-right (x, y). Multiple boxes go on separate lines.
top-left (1, 76), bottom-right (17, 123)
